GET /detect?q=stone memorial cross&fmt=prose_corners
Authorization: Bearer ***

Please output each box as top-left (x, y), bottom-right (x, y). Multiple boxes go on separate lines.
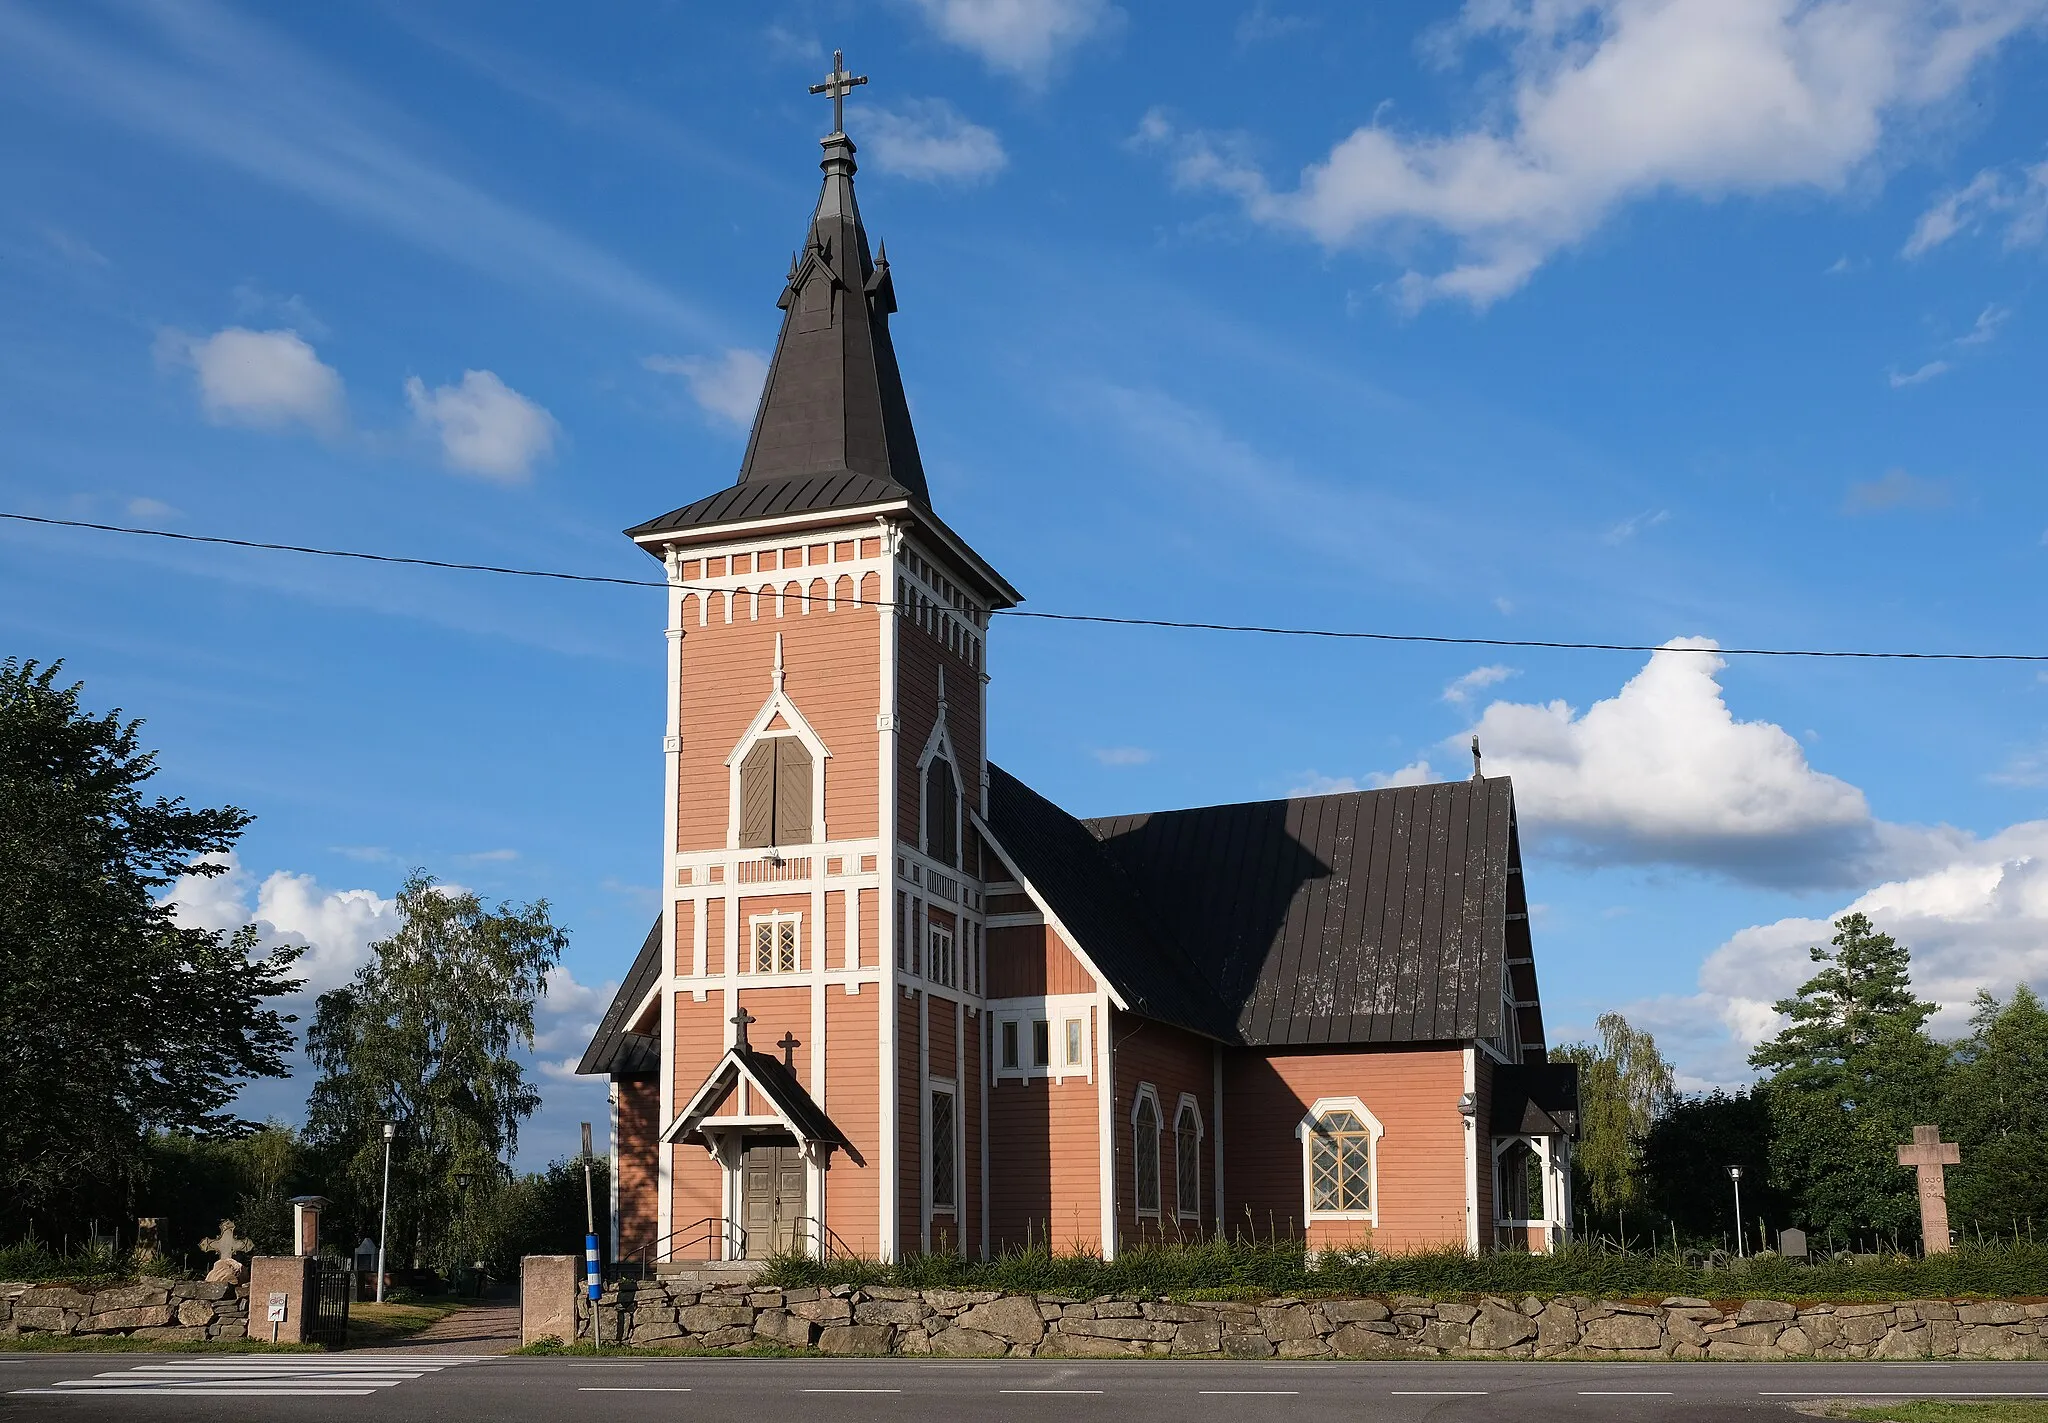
top-left (200, 1219), bottom-right (254, 1283)
top-left (1896, 1124), bottom-right (1961, 1254)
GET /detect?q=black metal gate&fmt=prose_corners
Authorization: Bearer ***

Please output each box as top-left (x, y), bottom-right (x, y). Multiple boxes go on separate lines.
top-left (306, 1258), bottom-right (350, 1349)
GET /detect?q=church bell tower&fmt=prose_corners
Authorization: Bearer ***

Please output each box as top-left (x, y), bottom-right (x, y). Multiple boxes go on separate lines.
top-left (617, 52), bottom-right (1020, 1263)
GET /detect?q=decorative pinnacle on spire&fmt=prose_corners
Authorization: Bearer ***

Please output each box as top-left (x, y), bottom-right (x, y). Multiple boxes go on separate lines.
top-left (809, 49), bottom-right (868, 137)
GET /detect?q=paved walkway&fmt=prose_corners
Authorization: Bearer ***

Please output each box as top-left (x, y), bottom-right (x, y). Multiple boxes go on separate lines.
top-left (357, 1301), bottom-right (520, 1355)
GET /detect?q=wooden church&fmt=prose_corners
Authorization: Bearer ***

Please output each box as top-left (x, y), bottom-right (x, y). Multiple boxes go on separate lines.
top-left (579, 57), bottom-right (1578, 1265)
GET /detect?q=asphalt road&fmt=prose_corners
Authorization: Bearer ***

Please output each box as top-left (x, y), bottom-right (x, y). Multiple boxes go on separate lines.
top-left (4, 1354), bottom-right (2047, 1421)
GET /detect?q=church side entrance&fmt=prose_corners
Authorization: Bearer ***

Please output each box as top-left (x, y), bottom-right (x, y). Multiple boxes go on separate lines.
top-left (741, 1141), bottom-right (806, 1258)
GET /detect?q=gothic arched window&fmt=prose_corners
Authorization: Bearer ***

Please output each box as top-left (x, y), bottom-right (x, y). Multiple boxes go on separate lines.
top-left (1132, 1087), bottom-right (1162, 1218)
top-left (739, 737), bottom-right (813, 848)
top-left (1175, 1099), bottom-right (1203, 1220)
top-left (924, 756), bottom-right (958, 867)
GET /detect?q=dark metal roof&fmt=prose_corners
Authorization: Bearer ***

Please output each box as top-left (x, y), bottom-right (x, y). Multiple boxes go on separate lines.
top-left (625, 131), bottom-right (930, 544)
top-left (1490, 1061), bottom-right (1580, 1138)
top-left (576, 916), bottom-right (662, 1078)
top-left (984, 767), bottom-right (1528, 1049)
top-left (666, 1045), bottom-right (862, 1164)
top-left (981, 768), bottom-right (1234, 1041)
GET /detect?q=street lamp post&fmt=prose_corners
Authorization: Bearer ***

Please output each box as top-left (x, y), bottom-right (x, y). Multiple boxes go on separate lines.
top-left (376, 1122), bottom-right (396, 1304)
top-left (1726, 1165), bottom-right (1745, 1258)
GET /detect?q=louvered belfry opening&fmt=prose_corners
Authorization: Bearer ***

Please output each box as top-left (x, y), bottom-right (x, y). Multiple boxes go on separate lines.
top-left (739, 736), bottom-right (813, 849)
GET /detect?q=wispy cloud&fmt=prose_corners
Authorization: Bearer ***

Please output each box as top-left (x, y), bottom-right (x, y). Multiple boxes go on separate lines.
top-left (1843, 468), bottom-right (1950, 515)
top-left (1443, 664), bottom-right (1516, 704)
top-left (1904, 162), bottom-right (2048, 258)
top-left (907, 0), bottom-right (1121, 86)
top-left (0, 1), bottom-right (708, 334)
top-left (1888, 360), bottom-right (1951, 389)
top-left (1602, 509), bottom-right (1670, 545)
top-left (1091, 746), bottom-right (1154, 767)
top-left (645, 349), bottom-right (770, 429)
top-left (1954, 304), bottom-right (2011, 347)
top-left (864, 100), bottom-right (1007, 183)
top-left (1235, 5), bottom-right (1316, 46)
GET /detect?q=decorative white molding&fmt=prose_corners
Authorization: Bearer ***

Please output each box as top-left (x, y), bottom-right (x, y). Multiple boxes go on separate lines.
top-left (724, 633), bottom-right (833, 849)
top-left (1296, 1095), bottom-right (1386, 1228)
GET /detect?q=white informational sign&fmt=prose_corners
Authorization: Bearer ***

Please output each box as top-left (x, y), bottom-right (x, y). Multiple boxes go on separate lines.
top-left (267, 1292), bottom-right (288, 1324)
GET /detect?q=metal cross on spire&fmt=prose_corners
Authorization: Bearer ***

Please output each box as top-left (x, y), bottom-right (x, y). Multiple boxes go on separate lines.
top-left (809, 49), bottom-right (868, 136)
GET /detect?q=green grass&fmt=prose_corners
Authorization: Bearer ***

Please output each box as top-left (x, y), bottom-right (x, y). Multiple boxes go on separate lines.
top-left (1828, 1404), bottom-right (2048, 1422)
top-left (0, 1334), bottom-right (319, 1354)
top-left (0, 1239), bottom-right (185, 1289)
top-left (758, 1237), bottom-right (2048, 1302)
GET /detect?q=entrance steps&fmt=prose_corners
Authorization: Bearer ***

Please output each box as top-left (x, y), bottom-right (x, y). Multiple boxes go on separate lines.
top-left (652, 1259), bottom-right (767, 1288)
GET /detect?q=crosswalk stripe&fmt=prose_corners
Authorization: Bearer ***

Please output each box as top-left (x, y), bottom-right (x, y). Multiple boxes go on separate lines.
top-left (12, 1355), bottom-right (477, 1398)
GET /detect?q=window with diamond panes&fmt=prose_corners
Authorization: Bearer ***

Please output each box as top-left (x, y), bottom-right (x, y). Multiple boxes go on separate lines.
top-left (1175, 1101), bottom-right (1201, 1219)
top-left (753, 916), bottom-right (799, 974)
top-left (930, 1089), bottom-right (956, 1212)
top-left (1133, 1091), bottom-right (1161, 1216)
top-left (1308, 1109), bottom-right (1372, 1213)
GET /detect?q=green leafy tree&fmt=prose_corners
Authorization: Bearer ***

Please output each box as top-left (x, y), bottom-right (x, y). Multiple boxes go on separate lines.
top-left (1749, 912), bottom-right (1946, 1241)
top-left (0, 658), bottom-right (302, 1225)
top-left (303, 871), bottom-right (566, 1278)
top-left (1640, 1089), bottom-right (1785, 1247)
top-left (1943, 984), bottom-right (2048, 1237)
top-left (1552, 1011), bottom-right (1675, 1222)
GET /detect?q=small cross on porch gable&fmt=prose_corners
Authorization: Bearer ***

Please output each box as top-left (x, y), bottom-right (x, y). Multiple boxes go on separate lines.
top-left (777, 1031), bottom-right (801, 1069)
top-left (1897, 1124), bottom-right (1961, 1253)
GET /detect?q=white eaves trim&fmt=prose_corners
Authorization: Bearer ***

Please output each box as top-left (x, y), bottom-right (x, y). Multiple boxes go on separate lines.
top-left (971, 812), bottom-right (1130, 1013)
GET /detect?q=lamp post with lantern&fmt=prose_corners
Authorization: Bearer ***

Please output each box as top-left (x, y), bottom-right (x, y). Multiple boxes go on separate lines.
top-left (376, 1122), bottom-right (396, 1303)
top-left (1727, 1165), bottom-right (1745, 1258)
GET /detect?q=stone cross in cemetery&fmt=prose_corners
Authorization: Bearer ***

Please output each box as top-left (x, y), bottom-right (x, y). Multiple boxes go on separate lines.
top-left (200, 1219), bottom-right (254, 1283)
top-left (1896, 1124), bottom-right (1961, 1254)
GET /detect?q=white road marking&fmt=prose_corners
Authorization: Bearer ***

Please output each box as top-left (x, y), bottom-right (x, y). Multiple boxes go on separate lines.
top-left (1392, 1390), bottom-right (1488, 1395)
top-left (1001, 1388), bottom-right (1105, 1394)
top-left (1199, 1390), bottom-right (1299, 1395)
top-left (803, 1387), bottom-right (902, 1393)
top-left (1581, 1390), bottom-right (1674, 1395)
top-left (580, 1387), bottom-right (695, 1392)
top-left (13, 1355), bottom-right (479, 1398)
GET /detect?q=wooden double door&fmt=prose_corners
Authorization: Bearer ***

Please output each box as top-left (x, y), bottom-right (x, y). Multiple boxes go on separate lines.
top-left (741, 1143), bottom-right (806, 1258)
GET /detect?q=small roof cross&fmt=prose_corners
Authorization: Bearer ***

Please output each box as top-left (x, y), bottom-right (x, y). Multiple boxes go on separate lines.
top-left (1896, 1124), bottom-right (1961, 1254)
top-left (777, 1031), bottom-right (801, 1068)
top-left (809, 49), bottom-right (868, 137)
top-left (731, 1007), bottom-right (756, 1049)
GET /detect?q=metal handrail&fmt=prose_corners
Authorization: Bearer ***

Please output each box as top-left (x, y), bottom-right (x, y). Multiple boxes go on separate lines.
top-left (792, 1216), bottom-right (858, 1262)
top-left (613, 1217), bottom-right (747, 1279)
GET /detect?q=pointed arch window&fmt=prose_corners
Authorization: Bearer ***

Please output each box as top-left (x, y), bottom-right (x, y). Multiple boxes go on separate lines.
top-left (1132, 1086), bottom-right (1162, 1219)
top-left (739, 736), bottom-right (813, 848)
top-left (923, 756), bottom-right (959, 867)
top-left (1175, 1097), bottom-right (1203, 1221)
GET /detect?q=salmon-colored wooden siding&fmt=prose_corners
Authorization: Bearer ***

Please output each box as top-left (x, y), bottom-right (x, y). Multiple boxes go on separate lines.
top-left (986, 924), bottom-right (1097, 998)
top-left (705, 898), bottom-right (726, 976)
top-left (1221, 1045), bottom-right (1469, 1253)
top-left (857, 888), bottom-right (879, 972)
top-left (1472, 1052), bottom-right (1495, 1237)
top-left (961, 1005), bottom-right (982, 1258)
top-left (825, 890), bottom-right (846, 969)
top-left (616, 1077), bottom-right (661, 1255)
top-left (894, 616), bottom-right (980, 850)
top-left (986, 1006), bottom-right (1102, 1254)
top-left (1111, 1014), bottom-right (1216, 1245)
top-left (671, 901), bottom-right (694, 976)
top-left (929, 996), bottom-right (958, 1080)
top-left (674, 581), bottom-right (882, 853)
top-left (898, 992), bottom-right (922, 1249)
top-left (822, 986), bottom-right (881, 1256)
top-left (669, 991), bottom-right (728, 1250)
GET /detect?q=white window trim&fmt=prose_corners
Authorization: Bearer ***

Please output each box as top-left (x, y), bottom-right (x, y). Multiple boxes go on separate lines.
top-left (1296, 1096), bottom-right (1385, 1226)
top-left (723, 635), bottom-right (831, 851)
top-left (927, 922), bottom-right (957, 989)
top-left (746, 911), bottom-right (804, 976)
top-left (1131, 1082), bottom-right (1164, 1221)
top-left (1173, 1093), bottom-right (1204, 1223)
top-left (928, 1079), bottom-right (959, 1217)
top-left (987, 994), bottom-right (1094, 1084)
top-left (914, 689), bottom-right (963, 872)
top-left (1490, 1133), bottom-right (1563, 1227)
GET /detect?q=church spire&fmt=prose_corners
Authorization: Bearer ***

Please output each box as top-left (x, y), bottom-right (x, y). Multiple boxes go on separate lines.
top-left (733, 50), bottom-right (930, 505)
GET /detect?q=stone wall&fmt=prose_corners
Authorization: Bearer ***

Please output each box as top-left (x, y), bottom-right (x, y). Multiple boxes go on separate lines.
top-left (581, 1281), bottom-right (2048, 1360)
top-left (0, 1280), bottom-right (250, 1342)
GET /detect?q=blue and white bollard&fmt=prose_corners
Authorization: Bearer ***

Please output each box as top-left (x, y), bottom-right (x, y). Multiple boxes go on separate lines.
top-left (585, 1234), bottom-right (601, 1302)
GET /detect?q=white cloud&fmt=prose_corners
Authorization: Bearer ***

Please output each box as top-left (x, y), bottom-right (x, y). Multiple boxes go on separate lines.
top-left (404, 369), bottom-right (557, 481)
top-left (1459, 638), bottom-right (1909, 887)
top-left (1955, 303), bottom-right (2011, 346)
top-left (1443, 664), bottom-right (1517, 704)
top-left (166, 853), bottom-right (397, 997)
top-left (1139, 0), bottom-right (2046, 306)
top-left (1844, 467), bottom-right (1950, 513)
top-left (1289, 761), bottom-right (1438, 796)
top-left (162, 327), bottom-right (345, 434)
top-left (864, 100), bottom-right (1008, 183)
top-left (1888, 359), bottom-right (1951, 388)
top-left (1904, 161), bottom-right (2048, 257)
top-left (1602, 509), bottom-right (1670, 544)
top-left (1091, 746), bottom-right (1154, 766)
top-left (126, 497), bottom-right (178, 521)
top-left (907, 0), bottom-right (1119, 84)
top-left (644, 349), bottom-right (769, 429)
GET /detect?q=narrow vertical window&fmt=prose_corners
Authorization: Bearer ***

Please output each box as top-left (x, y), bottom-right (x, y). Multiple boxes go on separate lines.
top-left (1064, 1019), bottom-right (1083, 1066)
top-left (930, 1089), bottom-right (956, 1212)
top-left (1133, 1089), bottom-right (1161, 1217)
top-left (1175, 1100), bottom-right (1202, 1220)
top-left (1031, 1019), bottom-right (1050, 1068)
top-left (1001, 1020), bottom-right (1019, 1070)
top-left (928, 926), bottom-right (955, 988)
top-left (751, 914), bottom-right (801, 974)
top-left (924, 757), bottom-right (959, 867)
top-left (738, 736), bottom-right (813, 848)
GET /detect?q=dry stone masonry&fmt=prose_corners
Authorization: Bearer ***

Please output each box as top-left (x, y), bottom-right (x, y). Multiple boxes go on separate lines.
top-left (581, 1282), bottom-right (2048, 1360)
top-left (0, 1280), bottom-right (250, 1342)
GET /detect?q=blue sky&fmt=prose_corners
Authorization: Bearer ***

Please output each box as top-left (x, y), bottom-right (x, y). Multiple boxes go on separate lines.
top-left (5, 0), bottom-right (2048, 1167)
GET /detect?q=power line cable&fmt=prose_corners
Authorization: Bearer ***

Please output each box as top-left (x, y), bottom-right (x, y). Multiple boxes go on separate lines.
top-left (5, 509), bottom-right (2042, 663)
